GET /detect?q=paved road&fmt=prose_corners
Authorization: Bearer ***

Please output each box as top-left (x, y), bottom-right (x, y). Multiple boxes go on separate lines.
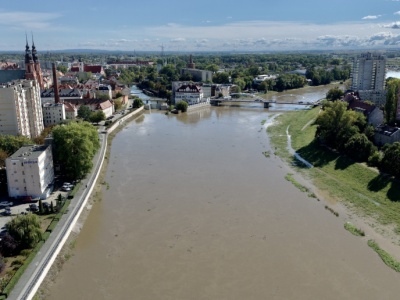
top-left (7, 128), bottom-right (107, 300)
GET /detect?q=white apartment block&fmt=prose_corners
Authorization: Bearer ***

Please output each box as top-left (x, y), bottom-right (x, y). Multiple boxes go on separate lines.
top-left (6, 144), bottom-right (54, 199)
top-left (42, 103), bottom-right (66, 126)
top-left (0, 79), bottom-right (44, 138)
top-left (351, 53), bottom-right (386, 104)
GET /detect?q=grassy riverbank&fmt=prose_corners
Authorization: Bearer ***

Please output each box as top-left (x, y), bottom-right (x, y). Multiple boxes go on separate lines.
top-left (267, 107), bottom-right (400, 238)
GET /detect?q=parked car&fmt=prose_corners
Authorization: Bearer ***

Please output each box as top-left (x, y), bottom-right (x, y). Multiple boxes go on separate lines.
top-left (3, 210), bottom-right (11, 216)
top-left (0, 201), bottom-right (13, 207)
top-left (21, 196), bottom-right (39, 203)
top-left (29, 204), bottom-right (39, 212)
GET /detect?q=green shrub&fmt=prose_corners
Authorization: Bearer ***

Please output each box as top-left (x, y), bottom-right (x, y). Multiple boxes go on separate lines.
top-left (175, 101), bottom-right (188, 112)
top-left (368, 240), bottom-right (400, 272)
top-left (133, 98), bottom-right (144, 108)
top-left (367, 151), bottom-right (382, 167)
top-left (2, 241), bottom-right (45, 297)
top-left (344, 222), bottom-right (365, 236)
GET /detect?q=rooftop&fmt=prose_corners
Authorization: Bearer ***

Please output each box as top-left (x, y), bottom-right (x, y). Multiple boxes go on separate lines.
top-left (9, 144), bottom-right (49, 160)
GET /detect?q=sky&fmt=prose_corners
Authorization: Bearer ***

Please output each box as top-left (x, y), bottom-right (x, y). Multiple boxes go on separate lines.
top-left (3, 0), bottom-right (400, 52)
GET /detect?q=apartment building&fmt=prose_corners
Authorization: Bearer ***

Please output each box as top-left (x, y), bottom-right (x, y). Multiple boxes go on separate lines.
top-left (0, 79), bottom-right (44, 138)
top-left (42, 103), bottom-right (66, 126)
top-left (6, 144), bottom-right (54, 199)
top-left (351, 52), bottom-right (386, 104)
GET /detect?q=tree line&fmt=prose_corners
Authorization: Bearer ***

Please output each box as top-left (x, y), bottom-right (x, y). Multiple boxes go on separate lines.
top-left (314, 100), bottom-right (400, 178)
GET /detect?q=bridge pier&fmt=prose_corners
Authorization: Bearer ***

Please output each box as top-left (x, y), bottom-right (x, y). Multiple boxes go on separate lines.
top-left (264, 102), bottom-right (270, 108)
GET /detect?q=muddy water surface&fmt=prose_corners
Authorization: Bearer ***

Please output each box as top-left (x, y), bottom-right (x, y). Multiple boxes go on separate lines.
top-left (47, 106), bottom-right (400, 300)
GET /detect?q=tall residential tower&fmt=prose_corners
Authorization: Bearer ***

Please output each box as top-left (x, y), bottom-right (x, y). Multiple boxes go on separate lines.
top-left (351, 52), bottom-right (386, 104)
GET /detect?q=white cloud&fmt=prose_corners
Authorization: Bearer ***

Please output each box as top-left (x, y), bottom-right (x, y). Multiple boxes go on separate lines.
top-left (383, 22), bottom-right (400, 29)
top-left (395, 11), bottom-right (400, 15)
top-left (170, 37), bottom-right (186, 43)
top-left (362, 15), bottom-right (381, 20)
top-left (0, 11), bottom-right (60, 30)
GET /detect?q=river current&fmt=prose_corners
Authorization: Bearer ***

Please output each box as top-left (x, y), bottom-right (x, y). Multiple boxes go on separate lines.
top-left (45, 86), bottom-right (400, 300)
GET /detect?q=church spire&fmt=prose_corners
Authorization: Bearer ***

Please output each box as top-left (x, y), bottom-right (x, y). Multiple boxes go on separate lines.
top-left (31, 32), bottom-right (38, 62)
top-left (25, 33), bottom-right (33, 64)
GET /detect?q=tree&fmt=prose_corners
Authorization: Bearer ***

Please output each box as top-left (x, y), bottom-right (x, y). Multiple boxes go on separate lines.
top-left (89, 111), bottom-right (106, 124)
top-left (205, 64), bottom-right (219, 72)
top-left (344, 133), bottom-right (376, 161)
top-left (56, 194), bottom-right (64, 210)
top-left (0, 135), bottom-right (33, 167)
top-left (0, 234), bottom-right (18, 257)
top-left (96, 93), bottom-right (111, 101)
top-left (0, 135), bottom-right (32, 156)
top-left (52, 121), bottom-right (100, 179)
top-left (381, 142), bottom-right (400, 177)
top-left (175, 101), bottom-right (188, 112)
top-left (212, 72), bottom-right (230, 84)
top-left (38, 199), bottom-right (44, 214)
top-left (6, 214), bottom-right (42, 250)
top-left (77, 105), bottom-right (92, 121)
top-left (385, 79), bottom-right (399, 125)
top-left (314, 101), bottom-right (366, 149)
top-left (114, 98), bottom-right (123, 111)
top-left (133, 98), bottom-right (144, 108)
top-left (326, 87), bottom-right (344, 101)
top-left (56, 65), bottom-right (68, 74)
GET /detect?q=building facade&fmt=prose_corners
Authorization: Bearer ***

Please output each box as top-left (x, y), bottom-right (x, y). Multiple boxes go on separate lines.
top-left (174, 84), bottom-right (207, 105)
top-left (42, 103), bottom-right (66, 126)
top-left (6, 144), bottom-right (54, 199)
top-left (0, 79), bottom-right (44, 138)
top-left (351, 52), bottom-right (386, 104)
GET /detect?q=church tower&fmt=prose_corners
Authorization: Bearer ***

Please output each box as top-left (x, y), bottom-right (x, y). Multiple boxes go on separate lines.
top-left (25, 35), bottom-right (37, 81)
top-left (31, 34), bottom-right (44, 89)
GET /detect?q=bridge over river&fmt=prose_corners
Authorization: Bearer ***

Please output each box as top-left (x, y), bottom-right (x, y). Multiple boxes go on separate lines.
top-left (210, 98), bottom-right (321, 108)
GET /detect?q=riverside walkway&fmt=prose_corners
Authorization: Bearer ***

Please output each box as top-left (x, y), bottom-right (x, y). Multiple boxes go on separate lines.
top-left (8, 107), bottom-right (144, 300)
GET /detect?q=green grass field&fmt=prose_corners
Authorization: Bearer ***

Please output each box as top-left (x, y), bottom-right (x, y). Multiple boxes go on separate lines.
top-left (267, 107), bottom-right (400, 235)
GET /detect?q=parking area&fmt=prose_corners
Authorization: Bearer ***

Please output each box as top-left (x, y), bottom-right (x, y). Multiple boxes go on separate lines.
top-left (0, 184), bottom-right (72, 230)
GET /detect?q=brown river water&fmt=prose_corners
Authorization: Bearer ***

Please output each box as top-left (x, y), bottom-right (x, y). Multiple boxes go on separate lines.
top-left (45, 87), bottom-right (400, 300)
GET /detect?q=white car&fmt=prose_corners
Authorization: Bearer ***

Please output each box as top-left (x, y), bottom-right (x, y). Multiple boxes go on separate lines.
top-left (0, 201), bottom-right (13, 207)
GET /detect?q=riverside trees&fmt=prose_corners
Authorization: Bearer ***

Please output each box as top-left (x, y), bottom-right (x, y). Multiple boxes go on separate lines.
top-left (314, 101), bottom-right (376, 161)
top-left (5, 214), bottom-right (42, 250)
top-left (314, 100), bottom-right (400, 178)
top-left (52, 121), bottom-right (100, 179)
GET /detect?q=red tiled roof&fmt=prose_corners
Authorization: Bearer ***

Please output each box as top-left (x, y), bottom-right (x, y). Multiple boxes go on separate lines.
top-left (64, 102), bottom-right (77, 112)
top-left (346, 99), bottom-right (376, 116)
top-left (64, 98), bottom-right (111, 111)
top-left (84, 65), bottom-right (103, 73)
top-left (98, 100), bottom-right (113, 110)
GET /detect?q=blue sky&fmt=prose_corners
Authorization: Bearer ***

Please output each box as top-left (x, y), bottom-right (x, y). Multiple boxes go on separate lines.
top-left (3, 0), bottom-right (400, 51)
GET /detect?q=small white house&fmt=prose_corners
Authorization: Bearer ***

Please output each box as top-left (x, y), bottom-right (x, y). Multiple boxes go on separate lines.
top-left (6, 144), bottom-right (54, 199)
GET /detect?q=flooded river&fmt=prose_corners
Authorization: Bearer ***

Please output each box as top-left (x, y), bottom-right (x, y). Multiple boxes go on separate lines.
top-left (45, 87), bottom-right (400, 300)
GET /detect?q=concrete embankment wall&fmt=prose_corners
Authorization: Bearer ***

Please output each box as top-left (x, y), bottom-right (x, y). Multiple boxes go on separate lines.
top-left (187, 102), bottom-right (211, 111)
top-left (107, 106), bottom-right (144, 133)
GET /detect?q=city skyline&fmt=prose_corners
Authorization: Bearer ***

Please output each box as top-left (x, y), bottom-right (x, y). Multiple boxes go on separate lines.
top-left (3, 0), bottom-right (400, 52)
